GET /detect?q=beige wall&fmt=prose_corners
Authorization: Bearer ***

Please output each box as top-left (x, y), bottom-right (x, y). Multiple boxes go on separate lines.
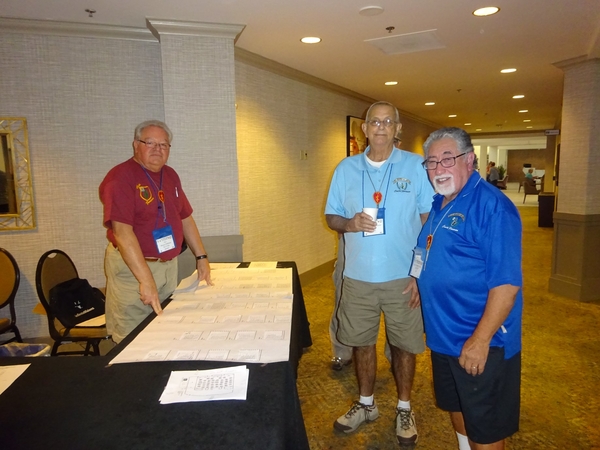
top-left (0, 31), bottom-right (165, 338)
top-left (235, 60), bottom-right (371, 274)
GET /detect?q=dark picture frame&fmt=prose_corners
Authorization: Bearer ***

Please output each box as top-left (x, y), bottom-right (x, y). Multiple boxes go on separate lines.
top-left (346, 116), bottom-right (368, 156)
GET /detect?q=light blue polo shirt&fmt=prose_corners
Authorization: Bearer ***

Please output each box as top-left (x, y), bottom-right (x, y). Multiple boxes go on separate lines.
top-left (325, 147), bottom-right (434, 283)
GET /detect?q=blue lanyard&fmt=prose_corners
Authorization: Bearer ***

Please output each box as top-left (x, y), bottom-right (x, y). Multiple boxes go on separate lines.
top-left (362, 163), bottom-right (393, 209)
top-left (142, 167), bottom-right (167, 227)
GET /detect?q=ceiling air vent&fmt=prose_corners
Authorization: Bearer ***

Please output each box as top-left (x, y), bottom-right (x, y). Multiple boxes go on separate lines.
top-left (365, 29), bottom-right (445, 55)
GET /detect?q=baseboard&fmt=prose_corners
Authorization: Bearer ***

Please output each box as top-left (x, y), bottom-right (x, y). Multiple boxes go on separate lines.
top-left (299, 259), bottom-right (335, 286)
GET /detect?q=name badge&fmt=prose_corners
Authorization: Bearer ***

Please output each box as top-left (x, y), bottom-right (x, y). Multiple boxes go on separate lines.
top-left (409, 247), bottom-right (425, 278)
top-left (153, 225), bottom-right (176, 253)
top-left (364, 207), bottom-right (385, 237)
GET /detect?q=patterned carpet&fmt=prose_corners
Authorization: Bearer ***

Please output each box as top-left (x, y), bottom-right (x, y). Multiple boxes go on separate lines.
top-left (297, 207), bottom-right (600, 449)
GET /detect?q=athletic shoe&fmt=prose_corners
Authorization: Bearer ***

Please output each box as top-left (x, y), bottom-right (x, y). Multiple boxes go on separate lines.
top-left (331, 356), bottom-right (352, 371)
top-left (334, 401), bottom-right (379, 433)
top-left (396, 407), bottom-right (418, 446)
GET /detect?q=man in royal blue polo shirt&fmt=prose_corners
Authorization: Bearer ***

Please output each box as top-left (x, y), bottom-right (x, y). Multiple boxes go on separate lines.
top-left (415, 127), bottom-right (523, 450)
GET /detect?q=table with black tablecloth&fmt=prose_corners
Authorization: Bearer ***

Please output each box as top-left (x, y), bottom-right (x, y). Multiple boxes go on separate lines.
top-left (0, 262), bottom-right (311, 450)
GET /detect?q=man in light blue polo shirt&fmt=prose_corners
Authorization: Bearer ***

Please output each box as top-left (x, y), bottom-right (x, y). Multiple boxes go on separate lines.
top-left (325, 101), bottom-right (434, 446)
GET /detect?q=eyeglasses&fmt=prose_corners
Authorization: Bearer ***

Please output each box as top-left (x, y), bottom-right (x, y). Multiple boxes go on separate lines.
top-left (367, 118), bottom-right (397, 128)
top-left (138, 139), bottom-right (171, 151)
top-left (422, 152), bottom-right (467, 170)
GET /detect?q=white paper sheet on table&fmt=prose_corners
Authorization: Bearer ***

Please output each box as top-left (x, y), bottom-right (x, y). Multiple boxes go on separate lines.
top-left (159, 365), bottom-right (249, 404)
top-left (248, 261), bottom-right (277, 269)
top-left (109, 267), bottom-right (293, 365)
top-left (0, 364), bottom-right (30, 396)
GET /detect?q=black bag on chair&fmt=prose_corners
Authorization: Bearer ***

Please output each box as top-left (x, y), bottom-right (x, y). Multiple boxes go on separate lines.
top-left (49, 278), bottom-right (105, 328)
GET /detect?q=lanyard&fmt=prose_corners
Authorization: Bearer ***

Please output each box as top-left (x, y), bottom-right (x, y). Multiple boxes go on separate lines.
top-left (362, 163), bottom-right (393, 209)
top-left (142, 167), bottom-right (167, 227)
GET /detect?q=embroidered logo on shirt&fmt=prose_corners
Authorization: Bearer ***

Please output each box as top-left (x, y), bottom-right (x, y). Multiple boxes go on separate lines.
top-left (442, 212), bottom-right (465, 231)
top-left (136, 184), bottom-right (154, 205)
top-left (393, 177), bottom-right (411, 192)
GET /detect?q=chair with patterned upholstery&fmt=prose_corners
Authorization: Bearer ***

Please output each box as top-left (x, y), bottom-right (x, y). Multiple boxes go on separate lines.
top-left (0, 248), bottom-right (23, 344)
top-left (35, 249), bottom-right (110, 356)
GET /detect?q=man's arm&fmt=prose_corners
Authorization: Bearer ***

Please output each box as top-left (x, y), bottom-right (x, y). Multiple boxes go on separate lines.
top-left (182, 216), bottom-right (213, 285)
top-left (112, 220), bottom-right (162, 315)
top-left (458, 284), bottom-right (520, 375)
top-left (326, 213), bottom-right (376, 234)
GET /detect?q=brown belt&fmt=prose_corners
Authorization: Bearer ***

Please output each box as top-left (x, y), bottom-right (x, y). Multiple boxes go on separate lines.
top-left (144, 257), bottom-right (171, 263)
top-left (112, 244), bottom-right (171, 262)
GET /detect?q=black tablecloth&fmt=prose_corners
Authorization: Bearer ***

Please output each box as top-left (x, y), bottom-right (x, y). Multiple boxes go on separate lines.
top-left (0, 261), bottom-right (311, 450)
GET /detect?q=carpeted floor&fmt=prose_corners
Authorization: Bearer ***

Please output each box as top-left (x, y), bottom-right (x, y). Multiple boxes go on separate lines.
top-left (297, 206), bottom-right (600, 449)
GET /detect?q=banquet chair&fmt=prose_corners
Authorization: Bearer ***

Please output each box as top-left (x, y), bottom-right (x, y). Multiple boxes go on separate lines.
top-left (523, 178), bottom-right (540, 204)
top-left (0, 248), bottom-right (23, 344)
top-left (35, 249), bottom-right (110, 356)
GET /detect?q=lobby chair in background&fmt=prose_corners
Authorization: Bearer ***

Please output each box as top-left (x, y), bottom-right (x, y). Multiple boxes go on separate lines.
top-left (523, 179), bottom-right (541, 204)
top-left (35, 249), bottom-right (110, 356)
top-left (496, 174), bottom-right (509, 190)
top-left (0, 248), bottom-right (23, 344)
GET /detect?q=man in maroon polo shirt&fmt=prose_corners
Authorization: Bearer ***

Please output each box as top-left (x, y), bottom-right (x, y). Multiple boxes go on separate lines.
top-left (100, 120), bottom-right (212, 343)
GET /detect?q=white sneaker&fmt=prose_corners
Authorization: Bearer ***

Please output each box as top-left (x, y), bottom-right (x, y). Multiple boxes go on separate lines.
top-left (333, 401), bottom-right (379, 433)
top-left (396, 407), bottom-right (418, 446)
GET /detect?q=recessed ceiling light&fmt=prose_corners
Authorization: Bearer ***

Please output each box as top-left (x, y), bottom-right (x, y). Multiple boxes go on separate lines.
top-left (523, 119), bottom-right (531, 122)
top-left (359, 6), bottom-right (384, 16)
top-left (512, 94), bottom-right (525, 99)
top-left (476, 128), bottom-right (482, 131)
top-left (501, 68), bottom-right (516, 73)
top-left (464, 123), bottom-right (472, 126)
top-left (519, 109), bottom-right (528, 113)
top-left (526, 126), bottom-right (533, 129)
top-left (448, 114), bottom-right (457, 118)
top-left (473, 6), bottom-right (500, 17)
top-left (300, 37), bottom-right (321, 44)
top-left (425, 102), bottom-right (435, 106)
top-left (385, 81), bottom-right (398, 86)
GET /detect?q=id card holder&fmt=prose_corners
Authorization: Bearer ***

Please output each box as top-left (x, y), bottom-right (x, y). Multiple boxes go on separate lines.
top-left (153, 225), bottom-right (176, 254)
top-left (364, 207), bottom-right (385, 237)
top-left (409, 247), bottom-right (425, 278)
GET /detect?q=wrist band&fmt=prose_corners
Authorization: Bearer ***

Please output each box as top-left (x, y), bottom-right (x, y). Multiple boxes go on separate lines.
top-left (196, 254), bottom-right (208, 260)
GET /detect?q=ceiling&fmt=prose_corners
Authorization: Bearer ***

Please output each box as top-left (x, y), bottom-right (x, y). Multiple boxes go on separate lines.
top-left (2, 0), bottom-right (599, 138)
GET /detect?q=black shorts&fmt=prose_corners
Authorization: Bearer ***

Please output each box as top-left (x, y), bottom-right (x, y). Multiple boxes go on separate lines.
top-left (431, 348), bottom-right (521, 444)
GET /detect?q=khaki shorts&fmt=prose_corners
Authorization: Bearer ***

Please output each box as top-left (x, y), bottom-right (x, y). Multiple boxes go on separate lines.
top-left (336, 277), bottom-right (424, 354)
top-left (104, 244), bottom-right (178, 343)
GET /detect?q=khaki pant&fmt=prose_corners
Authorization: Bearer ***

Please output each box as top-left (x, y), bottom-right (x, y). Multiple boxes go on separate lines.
top-left (104, 244), bottom-right (177, 343)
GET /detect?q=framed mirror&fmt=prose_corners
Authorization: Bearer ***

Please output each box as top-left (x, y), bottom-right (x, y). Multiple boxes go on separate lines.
top-left (0, 118), bottom-right (35, 230)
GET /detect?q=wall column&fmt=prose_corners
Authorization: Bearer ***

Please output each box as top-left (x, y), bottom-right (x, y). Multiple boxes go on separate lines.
top-left (146, 19), bottom-right (245, 255)
top-left (549, 58), bottom-right (600, 302)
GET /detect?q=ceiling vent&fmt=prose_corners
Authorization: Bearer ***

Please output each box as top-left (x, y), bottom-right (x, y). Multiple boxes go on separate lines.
top-left (365, 29), bottom-right (445, 55)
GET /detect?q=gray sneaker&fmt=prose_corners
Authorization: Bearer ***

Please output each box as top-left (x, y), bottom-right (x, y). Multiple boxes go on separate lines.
top-left (331, 356), bottom-right (352, 371)
top-left (334, 401), bottom-right (379, 433)
top-left (396, 408), bottom-right (418, 446)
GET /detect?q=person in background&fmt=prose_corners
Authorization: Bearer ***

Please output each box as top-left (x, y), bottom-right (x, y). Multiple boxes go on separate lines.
top-left (325, 101), bottom-right (434, 446)
top-left (525, 168), bottom-right (535, 180)
top-left (416, 127), bottom-right (523, 450)
top-left (488, 162), bottom-right (499, 187)
top-left (100, 120), bottom-right (212, 343)
top-left (329, 235), bottom-right (353, 370)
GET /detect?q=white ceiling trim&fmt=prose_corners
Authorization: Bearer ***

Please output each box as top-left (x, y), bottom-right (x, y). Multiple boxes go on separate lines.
top-left (146, 19), bottom-right (245, 42)
top-left (0, 16), bottom-right (156, 42)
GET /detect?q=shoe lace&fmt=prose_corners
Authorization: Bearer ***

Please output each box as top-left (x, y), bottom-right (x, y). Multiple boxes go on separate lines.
top-left (346, 401), bottom-right (367, 418)
top-left (397, 408), bottom-right (414, 431)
